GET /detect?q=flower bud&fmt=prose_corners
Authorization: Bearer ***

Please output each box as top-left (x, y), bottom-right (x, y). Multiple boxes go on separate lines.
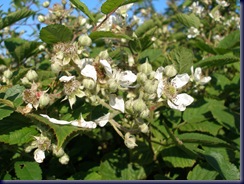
top-left (164, 65), bottom-right (177, 77)
top-left (83, 78), bottom-right (96, 90)
top-left (62, 0), bottom-right (66, 5)
top-left (38, 45), bottom-right (45, 51)
top-left (124, 132), bottom-right (137, 149)
top-left (144, 80), bottom-right (157, 94)
top-left (139, 123), bottom-right (149, 133)
top-left (51, 62), bottom-right (62, 73)
top-left (52, 144), bottom-right (65, 157)
top-left (137, 61), bottom-right (152, 75)
top-left (136, 72), bottom-right (147, 84)
top-left (108, 79), bottom-right (118, 93)
top-left (59, 154), bottom-right (69, 165)
top-left (26, 70), bottom-right (38, 81)
top-left (125, 98), bottom-right (134, 113)
top-left (78, 16), bottom-right (86, 26)
top-left (38, 15), bottom-right (45, 22)
top-left (78, 34), bottom-right (92, 46)
top-left (99, 50), bottom-right (109, 59)
top-left (39, 93), bottom-right (50, 109)
top-left (34, 149), bottom-right (45, 163)
top-left (140, 108), bottom-right (150, 119)
top-left (42, 1), bottom-right (50, 8)
top-left (3, 69), bottom-right (13, 79)
top-left (133, 98), bottom-right (147, 113)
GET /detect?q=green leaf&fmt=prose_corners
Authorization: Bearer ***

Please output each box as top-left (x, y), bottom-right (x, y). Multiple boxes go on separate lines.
top-left (4, 84), bottom-right (25, 106)
top-left (0, 8), bottom-right (35, 30)
top-left (40, 24), bottom-right (73, 44)
top-left (187, 163), bottom-right (219, 180)
top-left (0, 105), bottom-right (14, 120)
top-left (193, 38), bottom-right (216, 54)
top-left (90, 31), bottom-right (132, 40)
top-left (0, 126), bottom-right (38, 145)
top-left (194, 55), bottom-right (239, 68)
top-left (165, 47), bottom-right (194, 73)
top-left (27, 113), bottom-right (79, 149)
top-left (70, 0), bottom-right (95, 22)
top-left (161, 146), bottom-right (196, 168)
top-left (139, 49), bottom-right (163, 64)
top-left (135, 19), bottom-right (155, 38)
top-left (175, 13), bottom-right (201, 28)
top-left (14, 161), bottom-right (42, 180)
top-left (101, 0), bottom-right (125, 14)
top-left (217, 30), bottom-right (240, 49)
top-left (14, 41), bottom-right (41, 62)
top-left (204, 150), bottom-right (240, 180)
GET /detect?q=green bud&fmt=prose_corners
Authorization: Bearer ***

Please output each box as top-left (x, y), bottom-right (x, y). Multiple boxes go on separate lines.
top-left (136, 72), bottom-right (147, 84)
top-left (139, 123), bottom-right (149, 133)
top-left (38, 15), bottom-right (45, 22)
top-left (144, 79), bottom-right (157, 94)
top-left (51, 62), bottom-right (62, 73)
top-left (42, 1), bottom-right (50, 8)
top-left (99, 50), bottom-right (109, 59)
top-left (137, 61), bottom-right (152, 75)
top-left (3, 69), bottom-right (13, 79)
top-left (39, 93), bottom-right (50, 109)
top-left (59, 154), bottom-right (69, 165)
top-left (133, 98), bottom-right (147, 113)
top-left (164, 65), bottom-right (177, 77)
top-left (83, 78), bottom-right (96, 90)
top-left (108, 79), bottom-right (118, 93)
top-left (125, 99), bottom-right (134, 113)
top-left (26, 70), bottom-right (38, 81)
top-left (78, 34), bottom-right (92, 46)
top-left (140, 108), bottom-right (150, 119)
top-left (52, 144), bottom-right (65, 157)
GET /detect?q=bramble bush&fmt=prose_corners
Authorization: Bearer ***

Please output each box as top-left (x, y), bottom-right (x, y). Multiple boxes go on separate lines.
top-left (0, 0), bottom-right (240, 180)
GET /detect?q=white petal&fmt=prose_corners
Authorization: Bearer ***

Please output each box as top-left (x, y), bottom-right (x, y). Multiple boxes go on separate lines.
top-left (34, 149), bottom-right (45, 163)
top-left (59, 76), bottom-right (75, 82)
top-left (194, 67), bottom-right (202, 81)
top-left (154, 67), bottom-right (164, 80)
top-left (40, 114), bottom-right (71, 125)
top-left (199, 76), bottom-right (211, 85)
top-left (68, 95), bottom-right (76, 109)
top-left (109, 94), bottom-right (125, 113)
top-left (167, 99), bottom-right (186, 111)
top-left (71, 120), bottom-right (97, 128)
top-left (119, 70), bottom-right (137, 87)
top-left (81, 64), bottom-right (97, 81)
top-left (75, 58), bottom-right (93, 69)
top-left (100, 59), bottom-right (113, 76)
top-left (173, 93), bottom-right (194, 106)
top-left (156, 80), bottom-right (164, 98)
top-left (95, 113), bottom-right (110, 127)
top-left (171, 74), bottom-right (190, 89)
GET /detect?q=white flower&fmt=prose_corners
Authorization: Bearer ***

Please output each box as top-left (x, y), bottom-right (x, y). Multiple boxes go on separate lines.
top-left (97, 15), bottom-right (118, 31)
top-left (116, 3), bottom-right (134, 18)
top-left (34, 149), bottom-right (45, 163)
top-left (189, 1), bottom-right (204, 16)
top-left (81, 64), bottom-right (97, 81)
top-left (191, 66), bottom-right (211, 85)
top-left (119, 71), bottom-right (137, 88)
top-left (171, 74), bottom-right (190, 89)
top-left (109, 94), bottom-right (125, 113)
top-left (167, 93), bottom-right (194, 111)
top-left (209, 10), bottom-right (222, 22)
top-left (216, 0), bottom-right (229, 7)
top-left (40, 114), bottom-right (71, 125)
top-left (187, 27), bottom-right (200, 38)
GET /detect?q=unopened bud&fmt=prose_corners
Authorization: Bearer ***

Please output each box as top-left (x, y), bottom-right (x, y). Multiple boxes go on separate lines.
top-left (125, 99), bottom-right (134, 113)
top-left (138, 61), bottom-right (152, 75)
top-left (140, 108), bottom-right (150, 119)
top-left (59, 154), bottom-right (69, 165)
top-left (139, 123), bottom-right (149, 133)
top-left (108, 79), bottom-right (118, 93)
top-left (78, 34), bottom-right (92, 46)
top-left (51, 62), bottom-right (62, 73)
top-left (42, 1), bottom-right (50, 8)
top-left (62, 0), bottom-right (67, 5)
top-left (39, 93), bottom-right (50, 109)
top-left (99, 50), bottom-right (109, 59)
top-left (78, 16), bottom-right (86, 26)
top-left (144, 80), bottom-right (157, 94)
top-left (3, 69), bottom-right (13, 79)
top-left (164, 65), bottom-right (177, 77)
top-left (133, 98), bottom-right (147, 113)
top-left (83, 78), bottom-right (96, 90)
top-left (136, 72), bottom-right (147, 84)
top-left (38, 15), bottom-right (45, 22)
top-left (124, 132), bottom-right (137, 149)
top-left (34, 149), bottom-right (45, 163)
top-left (52, 144), bottom-right (65, 157)
top-left (38, 45), bottom-right (45, 51)
top-left (26, 70), bottom-right (38, 81)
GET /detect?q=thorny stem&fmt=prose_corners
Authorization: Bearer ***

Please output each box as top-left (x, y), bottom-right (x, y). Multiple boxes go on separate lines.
top-left (109, 118), bottom-right (124, 139)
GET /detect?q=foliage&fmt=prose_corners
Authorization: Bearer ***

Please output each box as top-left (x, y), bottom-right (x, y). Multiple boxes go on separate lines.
top-left (0, 0), bottom-right (240, 181)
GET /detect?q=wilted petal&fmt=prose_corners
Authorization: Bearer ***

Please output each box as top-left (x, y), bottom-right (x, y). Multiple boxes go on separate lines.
top-left (171, 74), bottom-right (190, 89)
top-left (109, 94), bottom-right (125, 113)
top-left (34, 149), bottom-right (45, 163)
top-left (119, 71), bottom-right (137, 87)
top-left (81, 64), bottom-right (97, 81)
top-left (95, 113), bottom-right (110, 127)
top-left (100, 59), bottom-right (112, 76)
top-left (40, 114), bottom-right (71, 125)
top-left (59, 76), bottom-right (75, 82)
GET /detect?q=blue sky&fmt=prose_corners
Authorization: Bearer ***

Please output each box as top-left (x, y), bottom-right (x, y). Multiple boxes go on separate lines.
top-left (0, 0), bottom-right (168, 40)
